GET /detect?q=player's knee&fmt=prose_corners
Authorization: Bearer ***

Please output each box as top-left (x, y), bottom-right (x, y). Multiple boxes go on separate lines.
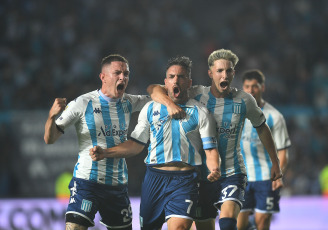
top-left (256, 214), bottom-right (272, 230)
top-left (66, 213), bottom-right (93, 228)
top-left (219, 217), bottom-right (237, 230)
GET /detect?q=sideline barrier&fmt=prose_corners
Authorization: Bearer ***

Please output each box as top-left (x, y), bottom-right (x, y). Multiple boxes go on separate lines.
top-left (0, 196), bottom-right (327, 230)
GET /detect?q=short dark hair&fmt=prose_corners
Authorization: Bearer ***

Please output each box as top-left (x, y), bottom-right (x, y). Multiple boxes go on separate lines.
top-left (166, 56), bottom-right (192, 78)
top-left (242, 69), bottom-right (265, 84)
top-left (101, 54), bottom-right (129, 68)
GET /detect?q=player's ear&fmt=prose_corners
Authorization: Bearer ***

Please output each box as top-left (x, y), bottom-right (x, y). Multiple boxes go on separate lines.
top-left (164, 77), bottom-right (168, 90)
top-left (262, 83), bottom-right (265, 93)
top-left (208, 69), bottom-right (213, 79)
top-left (99, 73), bottom-right (105, 83)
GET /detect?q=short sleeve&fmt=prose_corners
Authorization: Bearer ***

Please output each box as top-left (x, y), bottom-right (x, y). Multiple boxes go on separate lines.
top-left (198, 106), bottom-right (218, 149)
top-left (272, 115), bottom-right (291, 150)
top-left (130, 102), bottom-right (151, 144)
top-left (55, 98), bottom-right (82, 130)
top-left (245, 93), bottom-right (266, 128)
top-left (126, 94), bottom-right (151, 112)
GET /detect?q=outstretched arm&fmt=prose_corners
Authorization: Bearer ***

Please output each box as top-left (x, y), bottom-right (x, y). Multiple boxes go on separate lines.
top-left (256, 123), bottom-right (283, 181)
top-left (147, 84), bottom-right (186, 119)
top-left (44, 98), bottom-right (67, 144)
top-left (89, 139), bottom-right (145, 161)
top-left (204, 148), bottom-right (221, 182)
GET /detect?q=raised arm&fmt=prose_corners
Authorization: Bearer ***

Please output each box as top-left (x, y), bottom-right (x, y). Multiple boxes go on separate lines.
top-left (256, 123), bottom-right (283, 181)
top-left (204, 148), bottom-right (221, 182)
top-left (89, 139), bottom-right (145, 161)
top-left (44, 98), bottom-right (67, 144)
top-left (147, 84), bottom-right (186, 119)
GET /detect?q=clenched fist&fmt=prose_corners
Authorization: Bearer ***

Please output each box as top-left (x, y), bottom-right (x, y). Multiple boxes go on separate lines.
top-left (89, 146), bottom-right (105, 161)
top-left (49, 98), bottom-right (67, 118)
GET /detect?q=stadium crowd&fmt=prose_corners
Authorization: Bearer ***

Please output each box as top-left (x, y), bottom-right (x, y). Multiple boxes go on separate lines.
top-left (1, 0), bottom-right (327, 197)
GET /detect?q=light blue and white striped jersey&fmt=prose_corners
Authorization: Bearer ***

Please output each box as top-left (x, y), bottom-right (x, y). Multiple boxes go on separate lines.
top-left (130, 99), bottom-right (217, 166)
top-left (56, 90), bottom-right (150, 186)
top-left (240, 101), bottom-right (291, 181)
top-left (189, 85), bottom-right (266, 178)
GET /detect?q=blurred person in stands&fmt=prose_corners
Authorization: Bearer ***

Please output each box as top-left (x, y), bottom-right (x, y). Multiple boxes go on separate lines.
top-left (89, 56), bottom-right (221, 230)
top-left (44, 54), bottom-right (150, 230)
top-left (237, 69), bottom-right (291, 230)
top-left (147, 49), bottom-right (282, 230)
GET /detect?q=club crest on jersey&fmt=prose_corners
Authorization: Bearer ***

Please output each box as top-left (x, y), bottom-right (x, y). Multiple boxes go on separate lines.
top-left (233, 103), bottom-right (241, 114)
top-left (185, 108), bottom-right (194, 116)
top-left (121, 102), bottom-right (130, 113)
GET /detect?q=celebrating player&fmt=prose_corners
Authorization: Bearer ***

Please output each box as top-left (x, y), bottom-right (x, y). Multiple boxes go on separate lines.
top-left (44, 54), bottom-right (150, 230)
top-left (89, 56), bottom-right (221, 230)
top-left (147, 49), bottom-right (282, 230)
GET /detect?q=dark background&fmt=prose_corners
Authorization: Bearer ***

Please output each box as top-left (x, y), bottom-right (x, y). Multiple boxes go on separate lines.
top-left (1, 0), bottom-right (328, 198)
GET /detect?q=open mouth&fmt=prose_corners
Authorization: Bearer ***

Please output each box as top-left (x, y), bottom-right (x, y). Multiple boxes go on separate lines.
top-left (220, 81), bottom-right (228, 89)
top-left (117, 83), bottom-right (125, 91)
top-left (173, 86), bottom-right (180, 98)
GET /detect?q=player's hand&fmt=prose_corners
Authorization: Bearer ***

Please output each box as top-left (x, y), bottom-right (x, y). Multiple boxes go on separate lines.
top-left (207, 168), bottom-right (221, 182)
top-left (49, 98), bottom-right (67, 118)
top-left (167, 103), bottom-right (186, 119)
top-left (89, 146), bottom-right (105, 161)
top-left (270, 163), bottom-right (283, 181)
top-left (272, 178), bottom-right (284, 191)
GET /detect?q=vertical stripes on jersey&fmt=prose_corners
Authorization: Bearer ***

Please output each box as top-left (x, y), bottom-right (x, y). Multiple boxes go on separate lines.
top-left (181, 106), bottom-right (200, 164)
top-left (154, 104), bottom-right (168, 163)
top-left (172, 119), bottom-right (181, 161)
top-left (116, 100), bottom-right (130, 184)
top-left (250, 126), bottom-right (262, 180)
top-left (200, 92), bottom-right (246, 177)
top-left (85, 100), bottom-right (98, 181)
top-left (145, 102), bottom-right (202, 165)
top-left (232, 99), bottom-right (246, 175)
top-left (99, 96), bottom-right (115, 185)
top-left (264, 114), bottom-right (273, 170)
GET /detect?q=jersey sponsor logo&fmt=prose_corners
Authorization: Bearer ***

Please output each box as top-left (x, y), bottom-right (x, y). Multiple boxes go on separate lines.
top-left (98, 126), bottom-right (128, 137)
top-left (217, 123), bottom-right (237, 138)
top-left (81, 199), bottom-right (92, 212)
top-left (93, 108), bottom-right (102, 114)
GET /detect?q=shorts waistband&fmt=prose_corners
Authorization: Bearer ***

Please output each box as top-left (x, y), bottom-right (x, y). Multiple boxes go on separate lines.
top-left (147, 166), bottom-right (198, 176)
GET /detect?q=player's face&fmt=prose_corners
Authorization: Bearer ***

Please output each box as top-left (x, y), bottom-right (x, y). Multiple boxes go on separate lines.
top-left (208, 59), bottom-right (235, 98)
top-left (99, 61), bottom-right (129, 99)
top-left (164, 65), bottom-right (192, 104)
top-left (243, 79), bottom-right (264, 103)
